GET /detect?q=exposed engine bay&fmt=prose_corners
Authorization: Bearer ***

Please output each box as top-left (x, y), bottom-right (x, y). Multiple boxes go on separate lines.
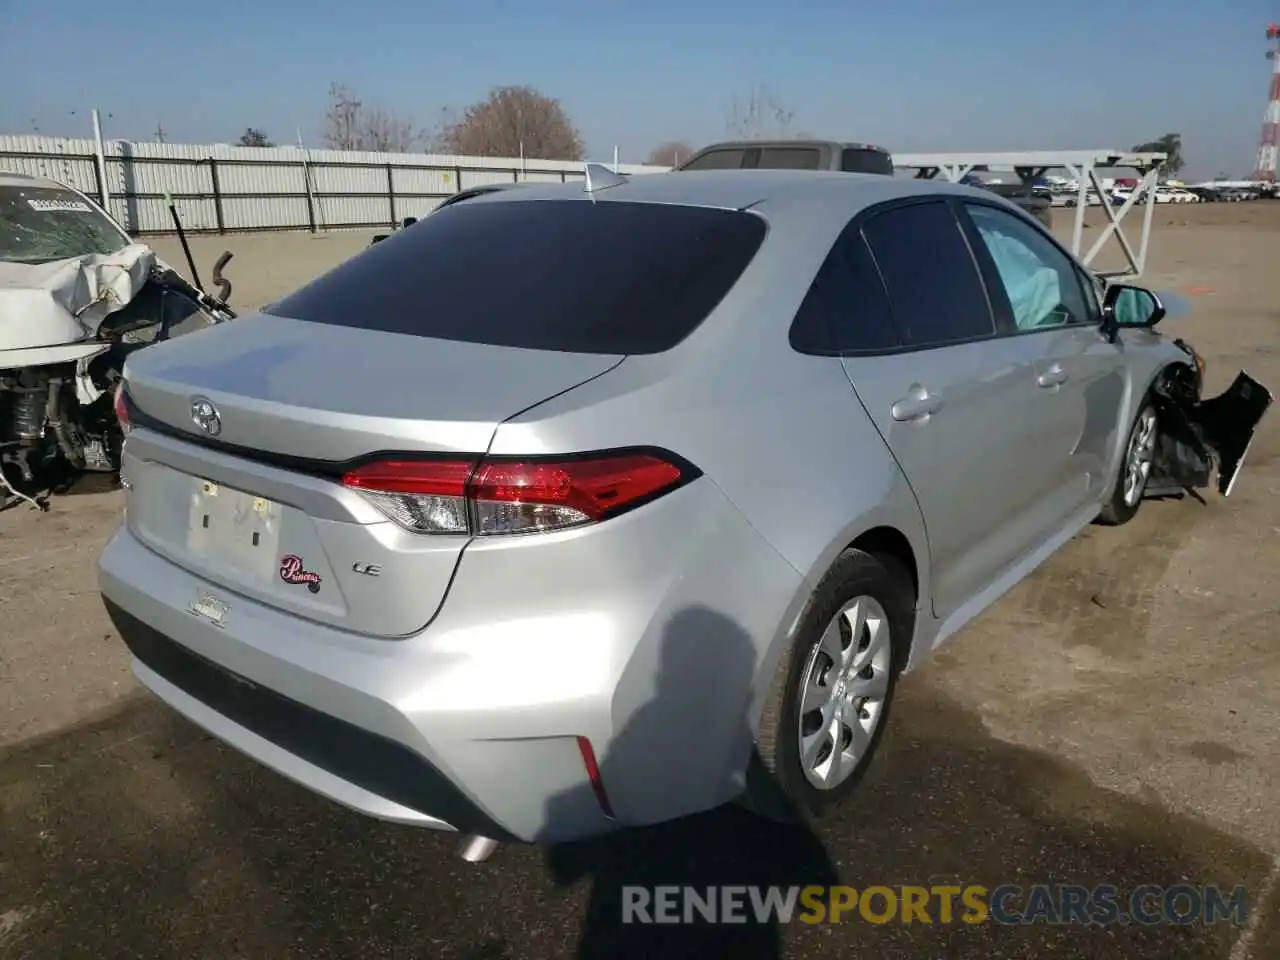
top-left (1146, 339), bottom-right (1272, 499)
top-left (1, 175), bottom-right (234, 510)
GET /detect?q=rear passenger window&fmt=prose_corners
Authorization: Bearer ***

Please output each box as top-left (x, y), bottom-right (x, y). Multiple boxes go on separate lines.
top-left (679, 149), bottom-right (746, 170)
top-left (791, 229), bottom-right (898, 354)
top-left (756, 148), bottom-right (821, 170)
top-left (861, 201), bottom-right (995, 348)
top-left (841, 149), bottom-right (894, 175)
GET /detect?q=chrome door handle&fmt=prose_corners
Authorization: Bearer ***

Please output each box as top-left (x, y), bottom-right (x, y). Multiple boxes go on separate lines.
top-left (1037, 364), bottom-right (1068, 388)
top-left (891, 391), bottom-right (943, 422)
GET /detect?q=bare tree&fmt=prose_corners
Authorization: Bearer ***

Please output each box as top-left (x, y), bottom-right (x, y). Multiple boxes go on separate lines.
top-left (435, 85), bottom-right (584, 160)
top-left (645, 140), bottom-right (695, 167)
top-left (321, 82), bottom-right (423, 153)
top-left (322, 83), bottom-right (363, 150)
top-left (361, 106), bottom-right (421, 153)
top-left (724, 84), bottom-right (797, 139)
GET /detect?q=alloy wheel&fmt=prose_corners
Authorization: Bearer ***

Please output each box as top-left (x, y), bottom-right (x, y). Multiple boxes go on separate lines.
top-left (797, 596), bottom-right (893, 790)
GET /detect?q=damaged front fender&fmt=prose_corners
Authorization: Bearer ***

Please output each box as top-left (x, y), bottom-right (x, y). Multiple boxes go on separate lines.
top-left (1149, 350), bottom-right (1273, 497)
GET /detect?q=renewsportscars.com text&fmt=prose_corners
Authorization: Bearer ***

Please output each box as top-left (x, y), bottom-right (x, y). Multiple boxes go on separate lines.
top-left (621, 883), bottom-right (1250, 926)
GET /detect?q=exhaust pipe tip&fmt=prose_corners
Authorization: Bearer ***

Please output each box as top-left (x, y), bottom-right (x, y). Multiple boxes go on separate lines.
top-left (457, 834), bottom-right (500, 863)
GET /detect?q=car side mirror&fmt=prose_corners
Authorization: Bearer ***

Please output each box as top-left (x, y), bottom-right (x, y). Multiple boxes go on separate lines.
top-left (1100, 283), bottom-right (1166, 343)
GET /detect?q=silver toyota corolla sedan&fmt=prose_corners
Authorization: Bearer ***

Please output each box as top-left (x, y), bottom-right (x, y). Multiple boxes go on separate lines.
top-left (99, 166), bottom-right (1271, 861)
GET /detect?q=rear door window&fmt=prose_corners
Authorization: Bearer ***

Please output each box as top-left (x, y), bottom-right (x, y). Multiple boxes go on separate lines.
top-left (756, 147), bottom-right (822, 170)
top-left (860, 201), bottom-right (995, 348)
top-left (266, 199), bottom-right (767, 355)
top-left (679, 149), bottom-right (747, 170)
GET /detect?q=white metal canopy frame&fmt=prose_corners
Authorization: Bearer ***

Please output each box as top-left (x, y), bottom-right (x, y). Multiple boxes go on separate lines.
top-left (893, 149), bottom-right (1168, 280)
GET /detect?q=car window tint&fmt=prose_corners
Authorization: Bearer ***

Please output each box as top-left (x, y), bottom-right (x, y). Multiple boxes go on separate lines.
top-left (265, 199), bottom-right (767, 355)
top-left (860, 201), bottom-right (995, 347)
top-left (790, 229), bottom-right (898, 355)
top-left (841, 149), bottom-right (894, 175)
top-left (679, 149), bottom-right (746, 170)
top-left (756, 148), bottom-right (821, 170)
top-left (965, 203), bottom-right (1090, 331)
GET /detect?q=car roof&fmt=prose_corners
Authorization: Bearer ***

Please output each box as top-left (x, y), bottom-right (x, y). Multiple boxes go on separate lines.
top-left (0, 171), bottom-right (67, 190)
top-left (687, 139), bottom-right (891, 153)
top-left (461, 168), bottom-right (983, 216)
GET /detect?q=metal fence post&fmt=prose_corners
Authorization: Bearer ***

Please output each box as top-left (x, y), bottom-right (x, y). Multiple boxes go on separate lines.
top-left (301, 160), bottom-right (316, 233)
top-left (208, 158), bottom-right (226, 235)
top-left (386, 162), bottom-right (396, 226)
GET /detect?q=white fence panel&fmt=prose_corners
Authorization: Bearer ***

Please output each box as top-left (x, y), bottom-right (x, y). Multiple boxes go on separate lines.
top-left (310, 163), bottom-right (385, 195)
top-left (217, 160), bottom-right (304, 195)
top-left (391, 166), bottom-right (459, 196)
top-left (0, 134), bottom-right (669, 233)
top-left (222, 196), bottom-right (311, 231)
top-left (316, 195), bottom-right (391, 228)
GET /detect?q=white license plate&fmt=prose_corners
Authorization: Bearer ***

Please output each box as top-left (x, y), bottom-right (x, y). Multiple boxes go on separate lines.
top-left (186, 478), bottom-right (282, 581)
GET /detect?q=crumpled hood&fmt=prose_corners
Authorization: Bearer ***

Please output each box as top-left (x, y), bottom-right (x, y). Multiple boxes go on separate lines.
top-left (0, 243), bottom-right (157, 351)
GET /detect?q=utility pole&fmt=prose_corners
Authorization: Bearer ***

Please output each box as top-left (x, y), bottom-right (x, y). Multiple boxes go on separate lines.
top-left (154, 120), bottom-right (166, 143)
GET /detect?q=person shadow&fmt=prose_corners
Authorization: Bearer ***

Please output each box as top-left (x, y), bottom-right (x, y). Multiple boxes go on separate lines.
top-left (541, 605), bottom-right (841, 959)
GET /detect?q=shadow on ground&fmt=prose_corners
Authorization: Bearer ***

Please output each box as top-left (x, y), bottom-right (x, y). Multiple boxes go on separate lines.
top-left (0, 681), bottom-right (1273, 959)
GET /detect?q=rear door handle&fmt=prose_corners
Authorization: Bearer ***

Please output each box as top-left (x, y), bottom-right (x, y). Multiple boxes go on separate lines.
top-left (891, 390), bottom-right (943, 422)
top-left (1037, 364), bottom-right (1068, 388)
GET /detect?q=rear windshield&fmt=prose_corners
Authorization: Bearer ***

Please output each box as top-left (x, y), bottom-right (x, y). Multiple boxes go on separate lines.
top-left (841, 149), bottom-right (894, 175)
top-left (267, 199), bottom-right (767, 355)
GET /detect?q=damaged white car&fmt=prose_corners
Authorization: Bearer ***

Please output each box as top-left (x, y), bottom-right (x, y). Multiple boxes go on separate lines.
top-left (0, 172), bottom-right (234, 510)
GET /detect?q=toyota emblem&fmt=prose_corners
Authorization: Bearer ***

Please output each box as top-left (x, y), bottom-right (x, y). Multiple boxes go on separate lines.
top-left (190, 396), bottom-right (222, 436)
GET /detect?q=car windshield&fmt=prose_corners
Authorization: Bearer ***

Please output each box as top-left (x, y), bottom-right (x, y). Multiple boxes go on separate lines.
top-left (0, 184), bottom-right (130, 264)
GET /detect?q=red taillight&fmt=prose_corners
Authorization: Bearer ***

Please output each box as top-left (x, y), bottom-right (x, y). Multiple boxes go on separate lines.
top-left (342, 459), bottom-right (474, 498)
top-left (340, 450), bottom-right (693, 536)
top-left (576, 736), bottom-right (616, 819)
top-left (113, 382), bottom-right (131, 433)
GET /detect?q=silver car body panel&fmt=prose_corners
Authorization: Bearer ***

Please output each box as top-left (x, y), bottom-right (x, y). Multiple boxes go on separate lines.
top-left (100, 168), bottom-right (1225, 844)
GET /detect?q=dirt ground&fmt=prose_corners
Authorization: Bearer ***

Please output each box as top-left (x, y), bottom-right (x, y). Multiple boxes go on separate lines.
top-left (1, 202), bottom-right (1279, 959)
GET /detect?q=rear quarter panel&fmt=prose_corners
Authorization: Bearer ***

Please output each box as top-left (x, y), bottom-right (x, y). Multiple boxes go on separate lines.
top-left (488, 191), bottom-right (933, 692)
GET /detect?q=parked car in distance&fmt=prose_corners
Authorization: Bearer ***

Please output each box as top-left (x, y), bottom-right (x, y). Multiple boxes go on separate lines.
top-left (370, 183), bottom-right (528, 245)
top-left (100, 167), bottom-right (1272, 864)
top-left (1063, 191), bottom-right (1123, 208)
top-left (965, 179), bottom-right (1052, 229)
top-left (1154, 187), bottom-right (1199, 204)
top-left (675, 139), bottom-right (895, 176)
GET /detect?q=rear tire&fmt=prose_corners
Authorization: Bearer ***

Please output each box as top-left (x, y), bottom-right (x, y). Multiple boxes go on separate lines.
top-left (1098, 397), bottom-right (1158, 526)
top-left (746, 548), bottom-right (915, 824)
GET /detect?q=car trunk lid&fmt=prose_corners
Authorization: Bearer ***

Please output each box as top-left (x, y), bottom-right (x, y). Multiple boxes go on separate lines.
top-left (120, 313), bottom-right (623, 636)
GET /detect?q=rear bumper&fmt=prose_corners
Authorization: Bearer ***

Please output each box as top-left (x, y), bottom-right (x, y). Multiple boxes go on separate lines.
top-left (104, 598), bottom-right (512, 837)
top-left (98, 477), bottom-right (804, 843)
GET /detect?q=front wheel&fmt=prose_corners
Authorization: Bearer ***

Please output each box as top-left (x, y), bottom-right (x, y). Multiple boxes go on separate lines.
top-left (746, 549), bottom-right (915, 823)
top-left (1098, 399), bottom-right (1158, 526)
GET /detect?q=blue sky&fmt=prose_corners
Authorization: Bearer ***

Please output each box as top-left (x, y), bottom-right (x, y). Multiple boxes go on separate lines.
top-left (1, 0), bottom-right (1274, 179)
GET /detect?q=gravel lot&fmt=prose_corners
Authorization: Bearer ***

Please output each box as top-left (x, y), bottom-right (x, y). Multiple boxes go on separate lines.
top-left (1, 203), bottom-right (1278, 959)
